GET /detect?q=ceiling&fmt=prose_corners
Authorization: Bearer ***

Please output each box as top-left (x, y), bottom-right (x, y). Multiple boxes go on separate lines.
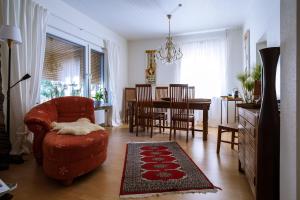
top-left (62, 0), bottom-right (254, 40)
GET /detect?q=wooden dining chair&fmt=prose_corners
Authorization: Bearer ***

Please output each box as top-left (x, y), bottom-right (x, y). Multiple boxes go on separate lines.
top-left (216, 123), bottom-right (239, 154)
top-left (155, 86), bottom-right (169, 132)
top-left (188, 86), bottom-right (195, 99)
top-left (124, 88), bottom-right (136, 123)
top-left (188, 86), bottom-right (195, 116)
top-left (135, 84), bottom-right (163, 137)
top-left (169, 84), bottom-right (195, 143)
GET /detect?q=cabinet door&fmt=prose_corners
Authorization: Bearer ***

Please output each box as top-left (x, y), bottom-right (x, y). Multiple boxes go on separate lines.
top-left (245, 126), bottom-right (256, 195)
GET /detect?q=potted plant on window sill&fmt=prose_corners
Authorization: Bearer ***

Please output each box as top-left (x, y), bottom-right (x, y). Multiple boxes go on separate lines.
top-left (93, 88), bottom-right (105, 107)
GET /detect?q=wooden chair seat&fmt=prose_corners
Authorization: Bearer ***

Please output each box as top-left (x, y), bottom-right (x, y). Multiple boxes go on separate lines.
top-left (216, 123), bottom-right (239, 154)
top-left (171, 114), bottom-right (194, 121)
top-left (138, 112), bottom-right (164, 119)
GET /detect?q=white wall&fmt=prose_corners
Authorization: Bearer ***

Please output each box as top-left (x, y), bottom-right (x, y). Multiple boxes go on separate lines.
top-left (243, 0), bottom-right (280, 66)
top-left (34, 0), bottom-right (128, 124)
top-left (226, 28), bottom-right (244, 92)
top-left (280, 0), bottom-right (299, 199)
top-left (128, 28), bottom-right (243, 94)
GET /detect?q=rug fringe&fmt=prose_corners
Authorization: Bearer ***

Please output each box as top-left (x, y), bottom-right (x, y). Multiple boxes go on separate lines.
top-left (127, 141), bottom-right (173, 144)
top-left (120, 187), bottom-right (220, 199)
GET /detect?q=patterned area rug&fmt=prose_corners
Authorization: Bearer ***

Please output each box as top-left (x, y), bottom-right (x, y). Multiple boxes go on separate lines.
top-left (120, 142), bottom-right (220, 198)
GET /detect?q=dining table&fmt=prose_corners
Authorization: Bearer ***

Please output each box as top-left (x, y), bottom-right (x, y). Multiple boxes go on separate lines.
top-left (127, 98), bottom-right (211, 141)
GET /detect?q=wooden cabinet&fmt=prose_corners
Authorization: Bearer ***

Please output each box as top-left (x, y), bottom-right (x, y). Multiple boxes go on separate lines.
top-left (238, 108), bottom-right (259, 198)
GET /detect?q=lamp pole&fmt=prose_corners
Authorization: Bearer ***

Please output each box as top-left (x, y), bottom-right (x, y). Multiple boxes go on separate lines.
top-left (6, 39), bottom-right (12, 148)
top-left (0, 25), bottom-right (27, 169)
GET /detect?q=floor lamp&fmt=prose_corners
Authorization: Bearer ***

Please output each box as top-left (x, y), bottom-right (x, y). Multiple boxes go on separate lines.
top-left (0, 25), bottom-right (29, 170)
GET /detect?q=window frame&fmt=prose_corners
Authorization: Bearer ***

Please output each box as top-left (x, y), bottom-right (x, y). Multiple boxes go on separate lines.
top-left (41, 27), bottom-right (107, 102)
top-left (88, 43), bottom-right (107, 99)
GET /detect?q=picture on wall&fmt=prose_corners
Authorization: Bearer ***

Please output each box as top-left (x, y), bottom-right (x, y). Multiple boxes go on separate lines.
top-left (243, 30), bottom-right (250, 74)
top-left (145, 50), bottom-right (157, 84)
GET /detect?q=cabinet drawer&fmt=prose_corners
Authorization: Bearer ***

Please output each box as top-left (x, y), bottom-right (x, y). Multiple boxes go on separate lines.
top-left (245, 147), bottom-right (255, 172)
top-left (249, 135), bottom-right (255, 149)
top-left (245, 166), bottom-right (256, 193)
top-left (239, 116), bottom-right (256, 137)
top-left (239, 108), bottom-right (257, 127)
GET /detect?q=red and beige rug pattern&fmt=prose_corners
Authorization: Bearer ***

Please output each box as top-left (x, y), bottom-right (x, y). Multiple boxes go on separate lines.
top-left (120, 142), bottom-right (220, 198)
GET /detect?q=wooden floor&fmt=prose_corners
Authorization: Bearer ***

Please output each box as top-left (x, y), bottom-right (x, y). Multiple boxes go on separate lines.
top-left (0, 126), bottom-right (253, 200)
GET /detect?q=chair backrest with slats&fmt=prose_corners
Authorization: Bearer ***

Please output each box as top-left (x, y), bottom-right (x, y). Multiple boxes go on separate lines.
top-left (188, 86), bottom-right (195, 99)
top-left (135, 84), bottom-right (153, 116)
top-left (124, 87), bottom-right (136, 110)
top-left (155, 86), bottom-right (169, 100)
top-left (169, 84), bottom-right (189, 120)
top-left (188, 86), bottom-right (195, 114)
top-left (155, 86), bottom-right (168, 113)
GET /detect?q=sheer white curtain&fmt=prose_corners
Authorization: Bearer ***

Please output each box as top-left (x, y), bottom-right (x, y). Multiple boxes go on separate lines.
top-left (59, 57), bottom-right (80, 85)
top-left (179, 38), bottom-right (227, 127)
top-left (59, 56), bottom-right (81, 95)
top-left (1, 0), bottom-right (48, 154)
top-left (105, 40), bottom-right (122, 126)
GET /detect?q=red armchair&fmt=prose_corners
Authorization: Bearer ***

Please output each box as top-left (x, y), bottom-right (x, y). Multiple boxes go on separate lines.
top-left (24, 96), bottom-right (108, 184)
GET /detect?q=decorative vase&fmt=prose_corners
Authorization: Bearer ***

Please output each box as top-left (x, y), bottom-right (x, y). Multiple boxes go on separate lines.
top-left (253, 80), bottom-right (262, 100)
top-left (256, 47), bottom-right (280, 200)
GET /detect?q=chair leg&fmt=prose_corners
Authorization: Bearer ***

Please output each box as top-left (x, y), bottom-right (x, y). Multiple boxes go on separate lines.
top-left (159, 117), bottom-right (162, 133)
top-left (146, 119), bottom-right (149, 132)
top-left (169, 120), bottom-right (173, 141)
top-left (174, 122), bottom-right (176, 139)
top-left (186, 122), bottom-right (189, 143)
top-left (231, 131), bottom-right (235, 149)
top-left (163, 115), bottom-right (165, 133)
top-left (192, 120), bottom-right (195, 138)
top-left (135, 115), bottom-right (139, 136)
top-left (150, 118), bottom-right (153, 138)
top-left (217, 126), bottom-right (222, 154)
top-left (125, 109), bottom-right (128, 124)
top-left (186, 130), bottom-right (188, 143)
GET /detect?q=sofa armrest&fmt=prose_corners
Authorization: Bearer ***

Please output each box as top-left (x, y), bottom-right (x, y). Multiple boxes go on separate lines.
top-left (24, 114), bottom-right (52, 133)
top-left (24, 109), bottom-right (53, 132)
top-left (24, 102), bottom-right (58, 164)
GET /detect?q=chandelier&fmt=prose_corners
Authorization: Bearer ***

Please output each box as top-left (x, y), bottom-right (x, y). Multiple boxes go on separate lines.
top-left (157, 13), bottom-right (183, 64)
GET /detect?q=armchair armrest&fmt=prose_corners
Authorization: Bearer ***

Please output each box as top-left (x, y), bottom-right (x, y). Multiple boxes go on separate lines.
top-left (24, 102), bottom-right (58, 164)
top-left (24, 108), bottom-right (56, 132)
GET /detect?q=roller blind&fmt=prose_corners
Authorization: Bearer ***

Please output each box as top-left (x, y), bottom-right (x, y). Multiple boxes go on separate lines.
top-left (43, 35), bottom-right (84, 83)
top-left (91, 50), bottom-right (104, 86)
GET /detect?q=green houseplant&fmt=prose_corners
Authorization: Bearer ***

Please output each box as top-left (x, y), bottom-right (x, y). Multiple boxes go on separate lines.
top-left (237, 64), bottom-right (261, 103)
top-left (93, 87), bottom-right (105, 107)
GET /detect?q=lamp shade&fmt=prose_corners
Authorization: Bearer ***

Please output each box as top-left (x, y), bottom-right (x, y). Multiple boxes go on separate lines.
top-left (0, 25), bottom-right (22, 44)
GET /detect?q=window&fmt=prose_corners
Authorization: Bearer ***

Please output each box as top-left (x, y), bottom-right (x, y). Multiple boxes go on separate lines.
top-left (41, 34), bottom-right (86, 102)
top-left (40, 34), bottom-right (107, 103)
top-left (90, 50), bottom-right (105, 98)
top-left (180, 39), bottom-right (227, 98)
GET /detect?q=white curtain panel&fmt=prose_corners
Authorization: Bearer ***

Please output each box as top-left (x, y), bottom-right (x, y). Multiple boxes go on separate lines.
top-left (179, 38), bottom-right (228, 127)
top-left (1, 0), bottom-right (48, 154)
top-left (105, 40), bottom-right (122, 126)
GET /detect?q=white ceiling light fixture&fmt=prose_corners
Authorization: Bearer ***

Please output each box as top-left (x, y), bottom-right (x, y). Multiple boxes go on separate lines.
top-left (157, 3), bottom-right (183, 64)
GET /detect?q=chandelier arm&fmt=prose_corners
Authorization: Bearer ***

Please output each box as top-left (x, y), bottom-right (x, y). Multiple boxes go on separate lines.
top-left (168, 15), bottom-right (171, 38)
